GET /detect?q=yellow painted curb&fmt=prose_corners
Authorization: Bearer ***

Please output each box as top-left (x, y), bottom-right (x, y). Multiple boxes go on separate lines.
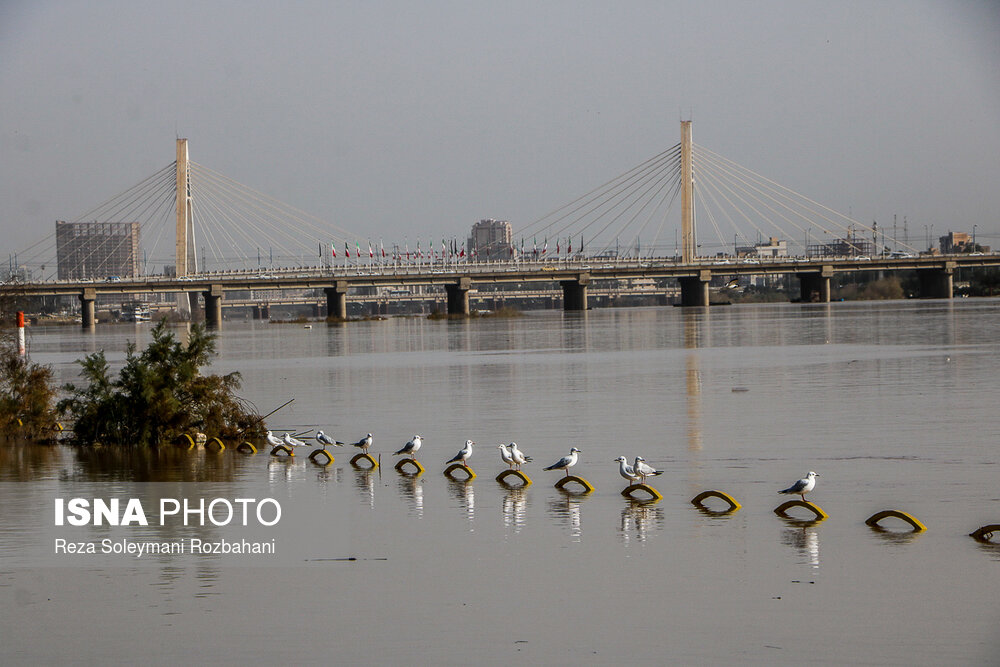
top-left (865, 509), bottom-right (926, 532)
top-left (691, 490), bottom-right (741, 513)
top-left (395, 458), bottom-right (425, 475)
top-left (444, 463), bottom-right (476, 480)
top-left (774, 500), bottom-right (828, 520)
top-left (621, 483), bottom-right (663, 501)
top-left (350, 453), bottom-right (379, 469)
top-left (496, 469), bottom-right (532, 488)
top-left (308, 448), bottom-right (335, 466)
top-left (554, 475), bottom-right (594, 494)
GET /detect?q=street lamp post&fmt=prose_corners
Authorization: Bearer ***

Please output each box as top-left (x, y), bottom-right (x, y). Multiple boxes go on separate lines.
top-left (973, 224), bottom-right (977, 252)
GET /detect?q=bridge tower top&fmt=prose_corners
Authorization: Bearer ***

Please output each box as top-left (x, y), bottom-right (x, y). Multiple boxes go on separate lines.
top-left (175, 139), bottom-right (196, 276)
top-left (680, 120), bottom-right (694, 263)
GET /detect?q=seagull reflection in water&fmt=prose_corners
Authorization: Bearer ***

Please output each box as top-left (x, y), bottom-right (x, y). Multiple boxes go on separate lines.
top-left (781, 524), bottom-right (821, 569)
top-left (397, 474), bottom-right (424, 517)
top-left (446, 479), bottom-right (475, 528)
top-left (266, 457), bottom-right (294, 483)
top-left (619, 500), bottom-right (665, 544)
top-left (502, 487), bottom-right (527, 533)
top-left (548, 492), bottom-right (583, 541)
top-left (353, 468), bottom-right (376, 509)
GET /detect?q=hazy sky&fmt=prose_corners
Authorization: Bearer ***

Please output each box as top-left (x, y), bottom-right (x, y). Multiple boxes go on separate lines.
top-left (2, 1), bottom-right (998, 265)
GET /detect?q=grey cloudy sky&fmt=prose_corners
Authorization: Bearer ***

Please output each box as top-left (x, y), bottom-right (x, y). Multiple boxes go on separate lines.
top-left (2, 1), bottom-right (998, 266)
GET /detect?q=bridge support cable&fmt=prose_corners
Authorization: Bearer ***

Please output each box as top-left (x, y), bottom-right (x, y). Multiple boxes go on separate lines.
top-left (693, 143), bottom-right (920, 255)
top-left (187, 162), bottom-right (366, 269)
top-left (513, 145), bottom-right (681, 258)
top-left (693, 146), bottom-right (848, 254)
top-left (16, 163), bottom-right (177, 280)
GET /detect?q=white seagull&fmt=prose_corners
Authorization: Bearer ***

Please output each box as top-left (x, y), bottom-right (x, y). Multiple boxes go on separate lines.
top-left (316, 431), bottom-right (344, 450)
top-left (615, 456), bottom-right (641, 484)
top-left (266, 431), bottom-right (284, 447)
top-left (498, 444), bottom-right (515, 469)
top-left (283, 432), bottom-right (306, 448)
top-left (509, 442), bottom-right (532, 470)
top-left (447, 440), bottom-right (475, 465)
top-left (544, 447), bottom-right (581, 478)
top-left (633, 456), bottom-right (663, 484)
top-left (349, 433), bottom-right (373, 452)
top-left (779, 471), bottom-right (819, 502)
top-left (394, 435), bottom-right (422, 459)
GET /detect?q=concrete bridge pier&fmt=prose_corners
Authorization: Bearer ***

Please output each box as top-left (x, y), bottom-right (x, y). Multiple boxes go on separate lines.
top-left (79, 288), bottom-right (96, 328)
top-left (798, 266), bottom-right (833, 303)
top-left (325, 281), bottom-right (349, 320)
top-left (202, 284), bottom-right (223, 328)
top-left (918, 262), bottom-right (955, 299)
top-left (678, 271), bottom-right (711, 307)
top-left (561, 274), bottom-right (591, 311)
top-left (445, 277), bottom-right (472, 315)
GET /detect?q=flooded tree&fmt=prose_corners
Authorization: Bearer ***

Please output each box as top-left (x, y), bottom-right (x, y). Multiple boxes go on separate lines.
top-left (59, 320), bottom-right (265, 447)
top-left (0, 335), bottom-right (59, 439)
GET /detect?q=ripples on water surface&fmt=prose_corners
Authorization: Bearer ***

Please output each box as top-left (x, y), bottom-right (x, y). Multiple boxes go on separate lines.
top-left (1, 300), bottom-right (998, 665)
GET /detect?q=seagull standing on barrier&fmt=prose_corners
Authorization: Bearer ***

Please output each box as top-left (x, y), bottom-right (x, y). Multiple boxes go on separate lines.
top-left (266, 431), bottom-right (284, 447)
top-left (615, 456), bottom-right (641, 484)
top-left (633, 456), bottom-right (663, 484)
top-left (544, 447), bottom-right (581, 478)
top-left (780, 471), bottom-right (818, 502)
top-left (316, 431), bottom-right (343, 450)
top-left (283, 432), bottom-right (306, 448)
top-left (349, 433), bottom-right (373, 453)
top-left (447, 440), bottom-right (475, 466)
top-left (509, 442), bottom-right (532, 470)
top-left (394, 435), bottom-right (422, 460)
top-left (498, 444), bottom-right (515, 469)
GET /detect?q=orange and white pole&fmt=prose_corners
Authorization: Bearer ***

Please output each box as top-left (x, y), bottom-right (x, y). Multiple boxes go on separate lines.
top-left (17, 311), bottom-right (26, 355)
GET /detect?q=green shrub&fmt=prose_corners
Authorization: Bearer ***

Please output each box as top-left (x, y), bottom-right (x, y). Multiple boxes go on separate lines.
top-left (58, 320), bottom-right (264, 447)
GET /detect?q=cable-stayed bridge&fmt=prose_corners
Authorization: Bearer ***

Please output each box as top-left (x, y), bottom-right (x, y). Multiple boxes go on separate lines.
top-left (4, 122), bottom-right (996, 324)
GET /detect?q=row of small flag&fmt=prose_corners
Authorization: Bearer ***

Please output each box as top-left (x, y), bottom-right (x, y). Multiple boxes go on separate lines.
top-left (325, 236), bottom-right (586, 261)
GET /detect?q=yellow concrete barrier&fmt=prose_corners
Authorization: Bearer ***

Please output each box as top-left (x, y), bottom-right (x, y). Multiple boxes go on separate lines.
top-left (621, 483), bottom-right (663, 501)
top-left (495, 469), bottom-right (532, 488)
top-left (395, 458), bottom-right (425, 475)
top-left (774, 500), bottom-right (828, 520)
top-left (308, 448), bottom-right (335, 466)
top-left (690, 490), bottom-right (742, 513)
top-left (270, 444), bottom-right (294, 457)
top-left (236, 441), bottom-right (257, 454)
top-left (865, 510), bottom-right (926, 532)
top-left (969, 524), bottom-right (1000, 542)
top-left (205, 437), bottom-right (226, 452)
top-left (554, 475), bottom-right (594, 494)
top-left (444, 463), bottom-right (476, 481)
top-left (350, 453), bottom-right (379, 469)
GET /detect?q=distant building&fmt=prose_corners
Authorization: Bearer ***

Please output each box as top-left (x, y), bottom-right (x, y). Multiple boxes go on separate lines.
top-left (806, 232), bottom-right (874, 258)
top-left (56, 221), bottom-right (140, 280)
top-left (939, 231), bottom-right (971, 254)
top-left (736, 237), bottom-right (788, 258)
top-left (468, 219), bottom-right (512, 260)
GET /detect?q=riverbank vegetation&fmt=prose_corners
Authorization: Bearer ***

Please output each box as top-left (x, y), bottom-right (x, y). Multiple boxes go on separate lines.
top-left (58, 321), bottom-right (264, 448)
top-left (0, 336), bottom-right (59, 439)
